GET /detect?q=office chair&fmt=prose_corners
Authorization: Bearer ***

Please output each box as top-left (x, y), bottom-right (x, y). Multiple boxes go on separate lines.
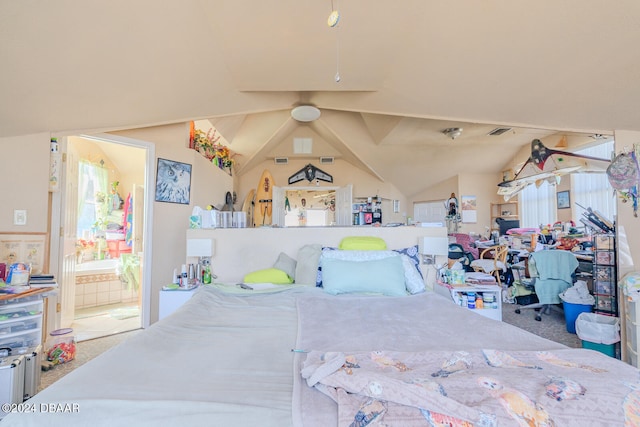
top-left (470, 245), bottom-right (508, 286)
top-left (514, 250), bottom-right (579, 321)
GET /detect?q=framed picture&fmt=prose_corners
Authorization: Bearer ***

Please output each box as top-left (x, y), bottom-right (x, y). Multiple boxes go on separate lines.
top-left (155, 158), bottom-right (192, 205)
top-left (556, 190), bottom-right (570, 209)
top-left (461, 195), bottom-right (477, 223)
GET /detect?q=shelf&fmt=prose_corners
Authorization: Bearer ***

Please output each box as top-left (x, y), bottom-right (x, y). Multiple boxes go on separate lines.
top-left (491, 202), bottom-right (519, 232)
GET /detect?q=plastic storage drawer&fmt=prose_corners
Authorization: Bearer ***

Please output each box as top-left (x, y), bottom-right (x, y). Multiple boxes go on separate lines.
top-left (0, 355), bottom-right (25, 410)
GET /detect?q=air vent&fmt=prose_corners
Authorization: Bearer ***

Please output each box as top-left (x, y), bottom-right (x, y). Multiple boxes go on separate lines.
top-left (319, 156), bottom-right (334, 164)
top-left (488, 127), bottom-right (512, 136)
top-left (274, 157), bottom-right (288, 165)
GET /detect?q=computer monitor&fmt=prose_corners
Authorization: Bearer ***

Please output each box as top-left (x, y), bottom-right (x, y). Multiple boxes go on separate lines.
top-left (497, 218), bottom-right (520, 236)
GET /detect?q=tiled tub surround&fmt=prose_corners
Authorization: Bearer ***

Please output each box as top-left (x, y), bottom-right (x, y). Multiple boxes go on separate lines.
top-left (75, 259), bottom-right (138, 309)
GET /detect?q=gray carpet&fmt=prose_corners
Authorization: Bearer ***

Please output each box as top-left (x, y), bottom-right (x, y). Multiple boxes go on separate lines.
top-left (39, 303), bottom-right (581, 392)
top-left (39, 329), bottom-right (142, 392)
top-left (501, 301), bottom-right (582, 348)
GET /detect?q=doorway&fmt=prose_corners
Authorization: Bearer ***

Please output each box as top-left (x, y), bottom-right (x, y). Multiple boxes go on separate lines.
top-left (54, 134), bottom-right (152, 342)
top-left (284, 188), bottom-right (336, 227)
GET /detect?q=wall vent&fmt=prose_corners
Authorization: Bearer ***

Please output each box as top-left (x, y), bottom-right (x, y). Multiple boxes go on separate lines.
top-left (274, 157), bottom-right (288, 165)
top-left (488, 127), bottom-right (512, 136)
top-left (319, 156), bottom-right (334, 164)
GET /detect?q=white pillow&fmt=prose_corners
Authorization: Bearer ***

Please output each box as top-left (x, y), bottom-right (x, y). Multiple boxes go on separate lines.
top-left (273, 252), bottom-right (297, 281)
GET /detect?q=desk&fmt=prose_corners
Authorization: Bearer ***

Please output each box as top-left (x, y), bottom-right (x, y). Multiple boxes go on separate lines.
top-left (436, 281), bottom-right (502, 321)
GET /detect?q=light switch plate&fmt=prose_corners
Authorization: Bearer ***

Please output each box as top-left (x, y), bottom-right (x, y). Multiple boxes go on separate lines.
top-left (14, 210), bottom-right (27, 225)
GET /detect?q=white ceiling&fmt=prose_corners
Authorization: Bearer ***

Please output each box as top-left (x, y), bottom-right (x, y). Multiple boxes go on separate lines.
top-left (1, 1), bottom-right (634, 197)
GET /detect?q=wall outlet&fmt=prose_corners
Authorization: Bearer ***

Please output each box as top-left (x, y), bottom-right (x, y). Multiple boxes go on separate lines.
top-left (14, 209), bottom-right (27, 225)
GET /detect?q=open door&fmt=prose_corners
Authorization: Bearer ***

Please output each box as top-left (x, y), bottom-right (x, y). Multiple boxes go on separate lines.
top-left (271, 186), bottom-right (285, 227)
top-left (59, 140), bottom-right (79, 328)
top-left (335, 184), bottom-right (352, 226)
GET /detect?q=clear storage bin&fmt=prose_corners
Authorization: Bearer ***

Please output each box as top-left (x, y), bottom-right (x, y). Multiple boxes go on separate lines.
top-left (46, 328), bottom-right (76, 365)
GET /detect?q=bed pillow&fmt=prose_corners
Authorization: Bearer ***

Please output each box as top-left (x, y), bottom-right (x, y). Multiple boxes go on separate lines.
top-left (393, 245), bottom-right (423, 278)
top-left (321, 256), bottom-right (407, 296)
top-left (338, 236), bottom-right (387, 251)
top-left (295, 244), bottom-right (323, 285)
top-left (319, 249), bottom-right (425, 294)
top-left (273, 252), bottom-right (296, 281)
top-left (400, 254), bottom-right (425, 294)
top-left (243, 268), bottom-right (293, 284)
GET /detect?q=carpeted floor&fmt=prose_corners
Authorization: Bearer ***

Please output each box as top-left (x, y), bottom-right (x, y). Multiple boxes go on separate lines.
top-left (39, 301), bottom-right (581, 393)
top-left (501, 301), bottom-right (582, 348)
top-left (39, 329), bottom-right (142, 392)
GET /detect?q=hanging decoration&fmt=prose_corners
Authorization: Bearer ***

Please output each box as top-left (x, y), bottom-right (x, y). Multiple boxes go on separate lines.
top-left (288, 163), bottom-right (333, 184)
top-left (497, 139), bottom-right (610, 200)
top-left (607, 144), bottom-right (640, 217)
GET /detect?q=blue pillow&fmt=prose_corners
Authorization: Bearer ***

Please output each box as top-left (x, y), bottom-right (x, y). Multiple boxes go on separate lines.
top-left (316, 245), bottom-right (423, 287)
top-left (316, 247), bottom-right (337, 287)
top-left (321, 256), bottom-right (407, 296)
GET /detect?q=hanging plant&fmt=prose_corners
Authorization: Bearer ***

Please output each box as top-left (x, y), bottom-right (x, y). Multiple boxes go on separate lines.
top-left (192, 128), bottom-right (235, 174)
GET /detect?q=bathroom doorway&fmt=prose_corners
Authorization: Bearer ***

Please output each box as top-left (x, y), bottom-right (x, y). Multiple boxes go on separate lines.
top-left (62, 136), bottom-right (148, 341)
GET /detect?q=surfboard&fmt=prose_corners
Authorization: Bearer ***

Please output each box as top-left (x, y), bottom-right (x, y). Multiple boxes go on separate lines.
top-left (242, 189), bottom-right (255, 228)
top-left (254, 169), bottom-right (274, 226)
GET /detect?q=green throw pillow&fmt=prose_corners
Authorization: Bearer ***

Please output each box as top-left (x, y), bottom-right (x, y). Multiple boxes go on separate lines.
top-left (243, 268), bottom-right (293, 284)
top-left (338, 236), bottom-right (387, 251)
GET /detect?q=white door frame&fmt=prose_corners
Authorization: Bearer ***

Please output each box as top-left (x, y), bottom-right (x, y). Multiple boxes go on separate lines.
top-left (49, 132), bottom-right (155, 329)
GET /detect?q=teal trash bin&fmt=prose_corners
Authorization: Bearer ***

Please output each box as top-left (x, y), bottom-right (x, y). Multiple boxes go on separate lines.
top-left (562, 301), bottom-right (593, 334)
top-left (575, 312), bottom-right (620, 357)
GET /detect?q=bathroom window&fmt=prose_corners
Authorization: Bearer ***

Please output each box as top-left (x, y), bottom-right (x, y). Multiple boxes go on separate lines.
top-left (77, 160), bottom-right (109, 239)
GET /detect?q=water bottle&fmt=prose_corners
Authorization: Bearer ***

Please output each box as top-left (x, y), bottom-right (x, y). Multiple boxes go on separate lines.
top-left (203, 265), bottom-right (212, 284)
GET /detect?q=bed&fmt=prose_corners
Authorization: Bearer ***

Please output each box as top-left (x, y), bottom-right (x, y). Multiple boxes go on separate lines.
top-left (3, 233), bottom-right (639, 426)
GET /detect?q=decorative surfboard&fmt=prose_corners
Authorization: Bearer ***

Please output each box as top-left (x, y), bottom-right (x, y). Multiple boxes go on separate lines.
top-left (242, 189), bottom-right (255, 228)
top-left (254, 169), bottom-right (274, 226)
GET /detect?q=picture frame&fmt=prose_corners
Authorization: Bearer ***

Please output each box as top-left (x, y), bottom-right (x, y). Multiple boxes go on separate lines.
top-left (556, 190), bottom-right (570, 209)
top-left (155, 158), bottom-right (192, 205)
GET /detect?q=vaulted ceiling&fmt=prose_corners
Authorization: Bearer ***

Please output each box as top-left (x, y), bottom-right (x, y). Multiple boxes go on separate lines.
top-left (2, 1), bottom-right (636, 197)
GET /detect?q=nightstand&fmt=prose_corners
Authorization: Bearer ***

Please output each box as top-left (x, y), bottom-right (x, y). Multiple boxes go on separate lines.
top-left (158, 287), bottom-right (198, 320)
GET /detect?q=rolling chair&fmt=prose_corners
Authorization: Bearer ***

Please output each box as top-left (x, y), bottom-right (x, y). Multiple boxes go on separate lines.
top-left (514, 250), bottom-right (579, 321)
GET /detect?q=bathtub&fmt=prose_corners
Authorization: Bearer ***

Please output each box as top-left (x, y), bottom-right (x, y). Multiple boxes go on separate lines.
top-left (76, 258), bottom-right (119, 275)
top-left (75, 258), bottom-right (137, 309)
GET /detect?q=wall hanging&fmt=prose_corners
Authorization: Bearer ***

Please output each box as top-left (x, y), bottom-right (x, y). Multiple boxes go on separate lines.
top-left (155, 158), bottom-right (192, 205)
top-left (607, 144), bottom-right (640, 217)
top-left (288, 163), bottom-right (333, 184)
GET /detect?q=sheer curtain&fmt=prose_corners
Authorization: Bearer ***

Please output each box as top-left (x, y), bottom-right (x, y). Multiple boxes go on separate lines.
top-left (77, 160), bottom-right (109, 237)
top-left (519, 180), bottom-right (556, 228)
top-left (571, 141), bottom-right (616, 224)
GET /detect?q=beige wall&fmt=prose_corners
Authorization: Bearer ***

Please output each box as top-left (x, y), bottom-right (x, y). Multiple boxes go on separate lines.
top-left (0, 133), bottom-right (50, 233)
top-left (111, 124), bottom-right (234, 322)
top-left (458, 173), bottom-right (501, 236)
top-left (409, 173), bottom-right (497, 236)
top-left (237, 158), bottom-right (408, 224)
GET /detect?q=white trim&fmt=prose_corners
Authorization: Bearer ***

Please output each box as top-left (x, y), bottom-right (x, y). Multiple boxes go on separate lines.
top-left (78, 133), bottom-right (155, 329)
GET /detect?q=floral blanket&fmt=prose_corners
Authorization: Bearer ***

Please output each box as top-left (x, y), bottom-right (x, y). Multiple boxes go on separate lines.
top-left (301, 348), bottom-right (640, 426)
